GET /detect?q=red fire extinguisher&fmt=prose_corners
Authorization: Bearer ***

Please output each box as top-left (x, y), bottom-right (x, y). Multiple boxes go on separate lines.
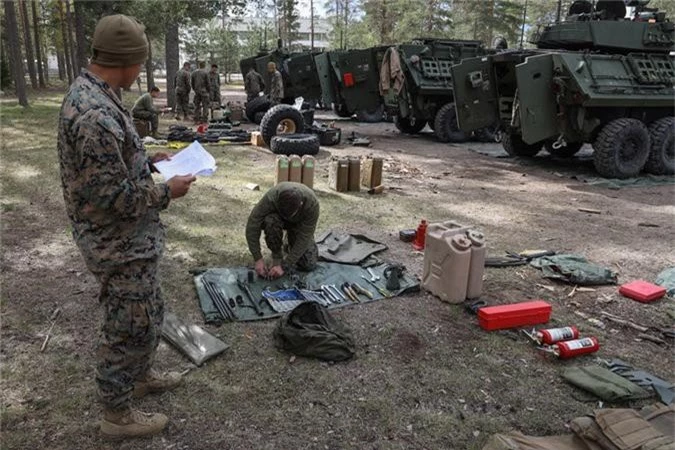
top-left (536, 326), bottom-right (579, 345)
top-left (551, 337), bottom-right (600, 359)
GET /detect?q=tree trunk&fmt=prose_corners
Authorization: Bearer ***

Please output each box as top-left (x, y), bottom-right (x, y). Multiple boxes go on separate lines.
top-left (19, 0), bottom-right (38, 89)
top-left (57, 51), bottom-right (65, 81)
top-left (31, 0), bottom-right (45, 87)
top-left (145, 39), bottom-right (154, 90)
top-left (310, 0), bottom-right (314, 50)
top-left (65, 0), bottom-right (78, 79)
top-left (343, 0), bottom-right (349, 48)
top-left (43, 54), bottom-right (49, 83)
top-left (59, 2), bottom-right (73, 84)
top-left (165, 21), bottom-right (179, 108)
top-left (3, 1), bottom-right (29, 106)
top-left (73, 0), bottom-right (87, 70)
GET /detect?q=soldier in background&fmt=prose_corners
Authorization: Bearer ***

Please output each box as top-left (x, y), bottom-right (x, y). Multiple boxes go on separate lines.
top-left (191, 61), bottom-right (211, 123)
top-left (267, 61), bottom-right (284, 104)
top-left (57, 14), bottom-right (196, 440)
top-left (132, 85), bottom-right (161, 138)
top-left (174, 62), bottom-right (191, 121)
top-left (244, 66), bottom-right (265, 102)
top-left (246, 182), bottom-right (319, 280)
top-left (209, 64), bottom-right (221, 106)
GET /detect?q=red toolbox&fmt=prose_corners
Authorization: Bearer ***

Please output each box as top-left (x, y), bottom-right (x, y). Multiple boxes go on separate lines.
top-left (478, 300), bottom-right (551, 331)
top-left (619, 280), bottom-right (666, 303)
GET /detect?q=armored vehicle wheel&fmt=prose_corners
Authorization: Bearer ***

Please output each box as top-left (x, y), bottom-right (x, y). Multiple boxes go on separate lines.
top-left (644, 117), bottom-right (674, 175)
top-left (333, 103), bottom-right (352, 118)
top-left (593, 118), bottom-right (650, 179)
top-left (434, 103), bottom-right (467, 143)
top-left (245, 96), bottom-right (271, 124)
top-left (270, 134), bottom-right (320, 156)
top-left (502, 132), bottom-right (542, 157)
top-left (394, 116), bottom-right (427, 134)
top-left (544, 141), bottom-right (583, 158)
top-left (473, 126), bottom-right (499, 143)
top-left (356, 105), bottom-right (384, 123)
top-left (260, 105), bottom-right (305, 146)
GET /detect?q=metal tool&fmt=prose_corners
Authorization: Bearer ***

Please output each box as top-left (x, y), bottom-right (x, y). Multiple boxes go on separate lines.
top-left (329, 284), bottom-right (347, 301)
top-left (367, 268), bottom-right (380, 282)
top-left (341, 283), bottom-right (359, 302)
top-left (360, 276), bottom-right (392, 297)
top-left (321, 285), bottom-right (340, 303)
top-left (235, 295), bottom-right (244, 306)
top-left (351, 283), bottom-right (374, 299)
top-left (237, 279), bottom-right (264, 316)
top-left (203, 280), bottom-right (237, 321)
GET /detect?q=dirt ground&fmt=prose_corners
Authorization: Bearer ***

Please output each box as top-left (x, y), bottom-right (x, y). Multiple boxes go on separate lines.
top-left (1, 87), bottom-right (674, 450)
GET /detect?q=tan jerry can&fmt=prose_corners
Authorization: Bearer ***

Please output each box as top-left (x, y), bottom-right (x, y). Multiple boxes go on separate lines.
top-left (275, 155), bottom-right (289, 185)
top-left (348, 158), bottom-right (360, 192)
top-left (361, 157), bottom-right (383, 188)
top-left (328, 158), bottom-right (349, 192)
top-left (288, 155), bottom-right (302, 183)
top-left (422, 221), bottom-right (472, 303)
top-left (301, 155), bottom-right (315, 189)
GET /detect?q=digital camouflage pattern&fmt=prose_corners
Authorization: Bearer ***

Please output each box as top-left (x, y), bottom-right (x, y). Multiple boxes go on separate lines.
top-left (246, 182), bottom-right (319, 269)
top-left (269, 70), bottom-right (284, 102)
top-left (245, 68), bottom-right (265, 101)
top-left (191, 68), bottom-right (211, 122)
top-left (131, 92), bottom-right (158, 132)
top-left (175, 67), bottom-right (191, 119)
top-left (209, 71), bottom-right (221, 105)
top-left (57, 69), bottom-right (170, 411)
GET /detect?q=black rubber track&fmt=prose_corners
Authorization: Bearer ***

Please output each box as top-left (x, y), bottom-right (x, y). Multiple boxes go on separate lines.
top-left (270, 133), bottom-right (320, 156)
top-left (644, 117), bottom-right (674, 175)
top-left (592, 118), bottom-right (650, 179)
top-left (434, 103), bottom-right (467, 143)
top-left (260, 105), bottom-right (305, 146)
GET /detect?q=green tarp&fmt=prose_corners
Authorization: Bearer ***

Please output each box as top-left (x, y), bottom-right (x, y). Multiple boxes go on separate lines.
top-left (530, 254), bottom-right (618, 286)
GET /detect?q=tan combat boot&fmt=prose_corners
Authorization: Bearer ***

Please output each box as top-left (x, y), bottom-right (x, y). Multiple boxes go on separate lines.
top-left (133, 368), bottom-right (183, 399)
top-left (100, 408), bottom-right (168, 440)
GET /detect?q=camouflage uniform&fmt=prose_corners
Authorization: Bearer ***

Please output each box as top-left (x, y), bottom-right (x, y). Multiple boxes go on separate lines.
top-left (131, 92), bottom-right (158, 133)
top-left (269, 69), bottom-right (284, 103)
top-left (58, 69), bottom-right (171, 412)
top-left (209, 71), bottom-right (221, 105)
top-left (246, 182), bottom-right (319, 271)
top-left (191, 68), bottom-right (211, 122)
top-left (244, 68), bottom-right (264, 102)
top-left (175, 68), bottom-right (191, 119)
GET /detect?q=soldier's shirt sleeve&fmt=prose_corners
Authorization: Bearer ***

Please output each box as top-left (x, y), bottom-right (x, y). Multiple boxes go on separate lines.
top-left (285, 200), bottom-right (319, 266)
top-left (245, 194), bottom-right (274, 261)
top-left (75, 109), bottom-right (170, 217)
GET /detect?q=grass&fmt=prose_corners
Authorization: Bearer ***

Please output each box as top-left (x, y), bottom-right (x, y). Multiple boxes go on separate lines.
top-left (1, 89), bottom-right (674, 450)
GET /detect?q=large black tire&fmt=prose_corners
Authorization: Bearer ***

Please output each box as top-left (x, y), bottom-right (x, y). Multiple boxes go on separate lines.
top-left (502, 132), bottom-right (542, 157)
top-left (270, 134), bottom-right (320, 156)
top-left (333, 103), bottom-right (352, 118)
top-left (473, 126), bottom-right (500, 143)
top-left (544, 140), bottom-right (584, 158)
top-left (592, 118), bottom-right (650, 179)
top-left (260, 105), bottom-right (305, 146)
top-left (434, 103), bottom-right (468, 143)
top-left (644, 117), bottom-right (674, 175)
top-left (356, 104), bottom-right (384, 123)
top-left (245, 96), bottom-right (271, 124)
top-left (394, 116), bottom-right (427, 134)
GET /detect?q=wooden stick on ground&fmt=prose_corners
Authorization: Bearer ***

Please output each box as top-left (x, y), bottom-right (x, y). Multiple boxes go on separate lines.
top-left (600, 311), bottom-right (648, 333)
top-left (40, 308), bottom-right (61, 352)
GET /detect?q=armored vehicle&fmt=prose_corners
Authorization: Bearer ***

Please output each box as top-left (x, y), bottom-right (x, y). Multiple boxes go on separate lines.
top-left (451, 0), bottom-right (674, 178)
top-left (379, 39), bottom-right (490, 142)
top-left (240, 48), bottom-right (323, 123)
top-left (314, 46), bottom-right (389, 122)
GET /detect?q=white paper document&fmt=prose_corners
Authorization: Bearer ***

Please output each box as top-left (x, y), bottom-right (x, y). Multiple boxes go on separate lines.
top-left (153, 141), bottom-right (217, 181)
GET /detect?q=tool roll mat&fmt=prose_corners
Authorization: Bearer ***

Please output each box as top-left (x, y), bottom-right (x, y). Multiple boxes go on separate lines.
top-left (194, 262), bottom-right (420, 323)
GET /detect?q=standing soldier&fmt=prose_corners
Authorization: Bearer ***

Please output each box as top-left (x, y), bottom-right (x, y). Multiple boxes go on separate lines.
top-left (267, 61), bottom-right (284, 104)
top-left (57, 14), bottom-right (196, 439)
top-left (244, 66), bottom-right (265, 102)
top-left (209, 64), bottom-right (221, 106)
top-left (174, 62), bottom-right (191, 121)
top-left (191, 61), bottom-right (211, 123)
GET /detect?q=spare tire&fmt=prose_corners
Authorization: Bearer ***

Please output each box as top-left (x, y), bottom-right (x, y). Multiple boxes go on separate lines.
top-left (270, 134), bottom-right (320, 156)
top-left (245, 96), bottom-right (271, 123)
top-left (260, 105), bottom-right (305, 146)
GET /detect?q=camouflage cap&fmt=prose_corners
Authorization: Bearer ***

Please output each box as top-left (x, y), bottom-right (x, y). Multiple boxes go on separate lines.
top-left (91, 14), bottom-right (148, 67)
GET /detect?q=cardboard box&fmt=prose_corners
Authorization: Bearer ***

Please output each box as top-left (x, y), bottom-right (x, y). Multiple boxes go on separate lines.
top-left (361, 157), bottom-right (383, 188)
top-left (328, 158), bottom-right (349, 192)
top-left (478, 300), bottom-right (551, 331)
top-left (250, 131), bottom-right (265, 147)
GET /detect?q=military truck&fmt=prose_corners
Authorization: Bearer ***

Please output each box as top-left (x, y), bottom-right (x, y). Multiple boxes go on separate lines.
top-left (314, 46), bottom-right (389, 122)
top-left (450, 0), bottom-right (675, 178)
top-left (240, 48), bottom-right (323, 123)
top-left (380, 38), bottom-right (491, 142)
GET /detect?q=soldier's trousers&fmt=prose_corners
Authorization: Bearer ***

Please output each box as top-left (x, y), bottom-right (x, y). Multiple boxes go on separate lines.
top-left (132, 110), bottom-right (158, 133)
top-left (211, 89), bottom-right (221, 106)
top-left (193, 92), bottom-right (210, 122)
top-left (92, 258), bottom-right (164, 411)
top-left (263, 214), bottom-right (318, 271)
top-left (176, 91), bottom-right (190, 119)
